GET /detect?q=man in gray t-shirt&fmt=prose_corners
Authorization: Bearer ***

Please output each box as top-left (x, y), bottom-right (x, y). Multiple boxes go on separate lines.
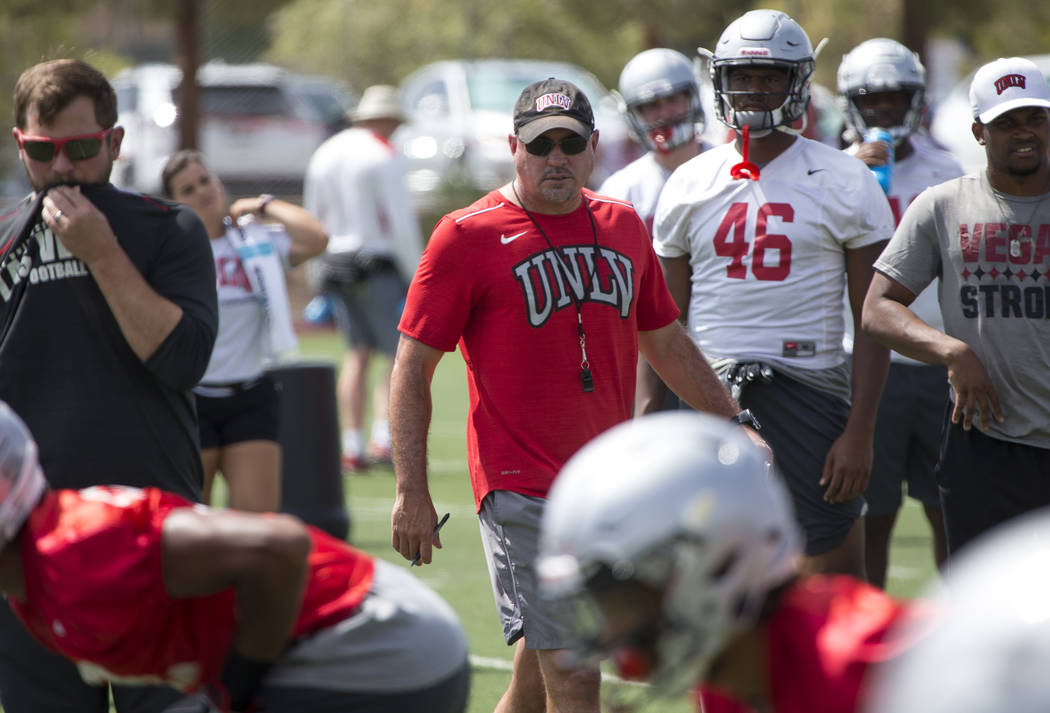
top-left (863, 56), bottom-right (1050, 556)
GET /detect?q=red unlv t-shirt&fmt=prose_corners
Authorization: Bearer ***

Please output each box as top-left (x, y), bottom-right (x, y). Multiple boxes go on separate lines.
top-left (400, 189), bottom-right (678, 509)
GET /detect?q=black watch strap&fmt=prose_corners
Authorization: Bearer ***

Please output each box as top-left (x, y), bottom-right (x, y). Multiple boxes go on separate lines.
top-left (729, 409), bottom-right (761, 431)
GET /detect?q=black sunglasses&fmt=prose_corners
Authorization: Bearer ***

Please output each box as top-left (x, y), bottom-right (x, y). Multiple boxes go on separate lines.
top-left (14, 128), bottom-right (114, 163)
top-left (524, 133), bottom-right (590, 156)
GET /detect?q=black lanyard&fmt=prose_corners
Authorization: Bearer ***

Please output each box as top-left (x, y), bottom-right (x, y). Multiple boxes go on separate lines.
top-left (511, 182), bottom-right (599, 393)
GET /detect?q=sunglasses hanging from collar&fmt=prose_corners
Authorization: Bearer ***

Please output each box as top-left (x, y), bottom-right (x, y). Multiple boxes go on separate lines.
top-left (511, 182), bottom-right (599, 393)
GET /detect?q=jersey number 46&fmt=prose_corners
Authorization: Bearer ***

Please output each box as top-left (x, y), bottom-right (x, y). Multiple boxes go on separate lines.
top-left (713, 202), bottom-right (792, 281)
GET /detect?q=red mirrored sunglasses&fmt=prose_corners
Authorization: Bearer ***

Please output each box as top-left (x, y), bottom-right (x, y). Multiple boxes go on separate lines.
top-left (14, 127), bottom-right (115, 163)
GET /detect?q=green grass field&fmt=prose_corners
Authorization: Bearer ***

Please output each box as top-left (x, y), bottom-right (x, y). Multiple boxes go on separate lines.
top-left (289, 330), bottom-right (942, 713)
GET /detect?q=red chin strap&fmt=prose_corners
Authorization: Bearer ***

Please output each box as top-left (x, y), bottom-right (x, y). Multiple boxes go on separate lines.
top-left (730, 124), bottom-right (761, 180)
top-left (613, 647), bottom-right (654, 681)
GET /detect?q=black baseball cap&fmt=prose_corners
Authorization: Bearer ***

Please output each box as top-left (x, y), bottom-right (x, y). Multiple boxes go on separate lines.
top-left (513, 78), bottom-right (595, 144)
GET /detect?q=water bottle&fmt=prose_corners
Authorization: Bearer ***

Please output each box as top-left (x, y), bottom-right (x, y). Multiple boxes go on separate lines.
top-left (864, 128), bottom-right (894, 195)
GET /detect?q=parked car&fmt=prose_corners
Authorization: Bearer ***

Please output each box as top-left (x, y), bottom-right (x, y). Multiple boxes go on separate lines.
top-left (110, 60), bottom-right (354, 196)
top-left (929, 54), bottom-right (1050, 176)
top-left (394, 59), bottom-right (637, 210)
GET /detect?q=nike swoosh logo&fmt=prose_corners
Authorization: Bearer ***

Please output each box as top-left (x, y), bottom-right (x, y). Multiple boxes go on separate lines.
top-left (500, 231), bottom-right (527, 245)
top-left (807, 168), bottom-right (825, 175)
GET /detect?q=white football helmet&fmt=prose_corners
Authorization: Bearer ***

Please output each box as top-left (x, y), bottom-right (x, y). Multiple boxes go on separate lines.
top-left (616, 48), bottom-right (705, 154)
top-left (867, 510), bottom-right (1050, 713)
top-left (837, 38), bottom-right (926, 144)
top-left (538, 411), bottom-right (801, 698)
top-left (0, 401), bottom-right (47, 550)
top-left (702, 9), bottom-right (819, 134)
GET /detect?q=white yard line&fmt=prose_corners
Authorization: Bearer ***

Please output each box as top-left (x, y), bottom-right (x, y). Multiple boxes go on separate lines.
top-left (468, 655), bottom-right (646, 686)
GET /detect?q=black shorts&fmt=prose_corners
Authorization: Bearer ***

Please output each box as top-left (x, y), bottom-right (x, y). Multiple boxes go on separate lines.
top-left (937, 409), bottom-right (1050, 556)
top-left (195, 374), bottom-right (281, 449)
top-left (736, 369), bottom-right (864, 556)
top-left (866, 363), bottom-right (948, 516)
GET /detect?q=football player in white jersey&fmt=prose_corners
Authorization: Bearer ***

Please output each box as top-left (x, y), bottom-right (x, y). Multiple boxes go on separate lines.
top-left (652, 9), bottom-right (895, 577)
top-left (838, 38), bottom-right (963, 588)
top-left (599, 48), bottom-right (717, 414)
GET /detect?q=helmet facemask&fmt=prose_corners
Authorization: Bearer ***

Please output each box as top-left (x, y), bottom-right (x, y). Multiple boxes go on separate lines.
top-left (616, 48), bottom-right (706, 155)
top-left (537, 411), bottom-right (803, 708)
top-left (837, 38), bottom-right (927, 144)
top-left (542, 522), bottom-right (797, 703)
top-left (701, 9), bottom-right (822, 137)
top-left (844, 86), bottom-right (925, 144)
top-left (620, 86), bottom-right (704, 154)
top-left (711, 57), bottom-right (815, 135)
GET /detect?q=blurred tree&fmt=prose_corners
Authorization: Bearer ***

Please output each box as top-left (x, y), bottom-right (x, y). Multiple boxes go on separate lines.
top-left (265, 0), bottom-right (1050, 95)
top-left (264, 0), bottom-right (757, 91)
top-left (201, 0), bottom-right (291, 62)
top-left (2, 0), bottom-right (1048, 197)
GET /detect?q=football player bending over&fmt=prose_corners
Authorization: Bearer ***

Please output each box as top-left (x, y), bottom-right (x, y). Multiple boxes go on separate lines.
top-left (0, 401), bottom-right (469, 713)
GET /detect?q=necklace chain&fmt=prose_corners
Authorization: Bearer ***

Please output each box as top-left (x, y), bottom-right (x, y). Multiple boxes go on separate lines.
top-left (989, 174), bottom-right (1050, 258)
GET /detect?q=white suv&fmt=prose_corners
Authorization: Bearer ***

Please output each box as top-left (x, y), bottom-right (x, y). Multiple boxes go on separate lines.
top-left (394, 59), bottom-right (637, 210)
top-left (110, 60), bottom-right (353, 196)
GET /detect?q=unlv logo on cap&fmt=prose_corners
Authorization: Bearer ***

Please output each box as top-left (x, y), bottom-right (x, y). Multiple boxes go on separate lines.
top-left (535, 92), bottom-right (572, 112)
top-left (994, 74), bottom-right (1026, 95)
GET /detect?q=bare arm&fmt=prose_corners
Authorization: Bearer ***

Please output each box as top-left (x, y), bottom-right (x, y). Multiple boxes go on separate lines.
top-left (635, 254), bottom-right (692, 415)
top-left (634, 356), bottom-right (669, 416)
top-left (43, 186), bottom-right (182, 361)
top-left (390, 334), bottom-right (445, 565)
top-left (863, 271), bottom-right (1002, 431)
top-left (820, 242), bottom-right (890, 503)
top-left (230, 196), bottom-right (329, 267)
top-left (639, 320), bottom-right (736, 418)
top-left (639, 320), bottom-right (770, 459)
top-left (162, 508), bottom-right (312, 660)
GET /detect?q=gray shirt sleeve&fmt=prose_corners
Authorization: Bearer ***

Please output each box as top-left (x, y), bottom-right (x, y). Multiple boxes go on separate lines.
top-left (874, 183), bottom-right (944, 296)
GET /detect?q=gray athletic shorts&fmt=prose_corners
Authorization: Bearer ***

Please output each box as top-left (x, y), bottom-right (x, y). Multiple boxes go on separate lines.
top-left (735, 368), bottom-right (865, 556)
top-left (478, 490), bottom-right (573, 650)
top-left (866, 362), bottom-right (947, 516)
top-left (264, 559), bottom-right (469, 695)
top-left (323, 267), bottom-right (406, 356)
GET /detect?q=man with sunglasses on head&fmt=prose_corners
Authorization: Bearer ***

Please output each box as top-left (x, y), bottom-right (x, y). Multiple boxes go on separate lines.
top-left (390, 76), bottom-right (763, 713)
top-left (0, 59), bottom-right (217, 713)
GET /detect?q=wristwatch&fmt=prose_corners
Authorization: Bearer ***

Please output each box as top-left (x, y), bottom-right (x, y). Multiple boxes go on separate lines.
top-left (729, 409), bottom-right (762, 431)
top-left (257, 193), bottom-right (275, 216)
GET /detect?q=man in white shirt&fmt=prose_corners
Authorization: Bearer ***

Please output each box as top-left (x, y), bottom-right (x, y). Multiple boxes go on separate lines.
top-left (304, 85), bottom-right (423, 472)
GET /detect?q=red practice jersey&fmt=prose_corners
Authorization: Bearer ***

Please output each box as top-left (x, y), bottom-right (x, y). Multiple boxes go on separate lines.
top-left (698, 576), bottom-right (919, 713)
top-left (10, 487), bottom-right (374, 693)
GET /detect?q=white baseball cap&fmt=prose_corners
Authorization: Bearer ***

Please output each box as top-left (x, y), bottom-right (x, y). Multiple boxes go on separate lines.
top-left (970, 57), bottom-right (1050, 124)
top-left (349, 85), bottom-right (404, 123)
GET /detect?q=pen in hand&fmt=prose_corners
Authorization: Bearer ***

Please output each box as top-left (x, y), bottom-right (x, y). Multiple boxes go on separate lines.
top-left (411, 512), bottom-right (450, 566)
